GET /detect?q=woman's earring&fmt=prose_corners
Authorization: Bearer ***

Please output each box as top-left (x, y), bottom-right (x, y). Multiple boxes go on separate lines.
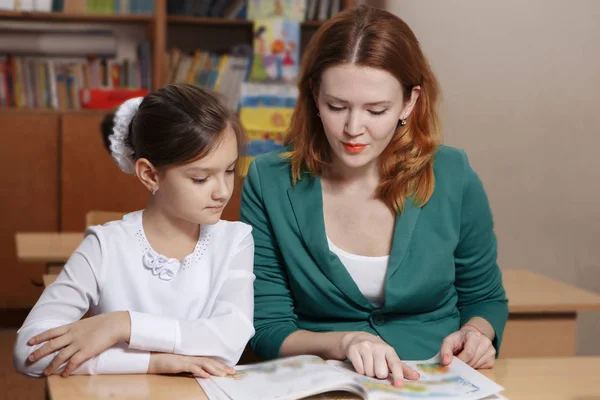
top-left (400, 119), bottom-right (407, 126)
top-left (151, 187), bottom-right (158, 196)
top-left (317, 111), bottom-right (321, 117)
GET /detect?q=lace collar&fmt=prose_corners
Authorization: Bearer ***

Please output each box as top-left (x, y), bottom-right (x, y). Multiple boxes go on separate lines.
top-left (133, 214), bottom-right (211, 281)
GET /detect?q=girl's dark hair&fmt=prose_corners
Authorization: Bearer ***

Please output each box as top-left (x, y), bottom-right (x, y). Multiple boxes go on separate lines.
top-left (102, 84), bottom-right (245, 170)
top-left (100, 111), bottom-right (116, 154)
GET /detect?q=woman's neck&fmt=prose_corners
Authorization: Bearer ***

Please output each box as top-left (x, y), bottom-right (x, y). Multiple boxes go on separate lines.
top-left (324, 157), bottom-right (380, 193)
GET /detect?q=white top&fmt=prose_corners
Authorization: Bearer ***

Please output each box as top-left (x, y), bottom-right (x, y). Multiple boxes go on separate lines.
top-left (14, 211), bottom-right (255, 377)
top-left (327, 237), bottom-right (389, 308)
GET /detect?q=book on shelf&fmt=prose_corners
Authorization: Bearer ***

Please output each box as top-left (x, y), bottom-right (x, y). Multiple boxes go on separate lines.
top-left (197, 353), bottom-right (507, 400)
top-left (305, 0), bottom-right (341, 21)
top-left (249, 18), bottom-right (300, 84)
top-left (237, 82), bottom-right (297, 175)
top-left (166, 0), bottom-right (246, 19)
top-left (0, 0), bottom-right (155, 15)
top-left (0, 40), bottom-right (151, 110)
top-left (247, 0), bottom-right (307, 21)
top-left (164, 45), bottom-right (251, 111)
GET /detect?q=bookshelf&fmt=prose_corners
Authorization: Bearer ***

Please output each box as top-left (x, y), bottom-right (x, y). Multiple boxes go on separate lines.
top-left (0, 0), bottom-right (355, 308)
top-left (0, 0), bottom-right (355, 108)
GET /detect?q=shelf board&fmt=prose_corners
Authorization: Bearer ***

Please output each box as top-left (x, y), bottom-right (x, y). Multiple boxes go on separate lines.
top-left (167, 16), bottom-right (251, 26)
top-left (166, 16), bottom-right (326, 28)
top-left (0, 11), bottom-right (154, 23)
top-left (0, 108), bottom-right (108, 115)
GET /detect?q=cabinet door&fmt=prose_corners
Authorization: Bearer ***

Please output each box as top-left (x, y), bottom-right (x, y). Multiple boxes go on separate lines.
top-left (0, 111), bottom-right (59, 308)
top-left (61, 113), bottom-right (148, 231)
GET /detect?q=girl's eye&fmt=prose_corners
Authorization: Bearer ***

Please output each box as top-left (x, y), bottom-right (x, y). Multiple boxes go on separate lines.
top-left (369, 109), bottom-right (387, 116)
top-left (226, 168), bottom-right (236, 174)
top-left (327, 104), bottom-right (345, 112)
top-left (192, 178), bottom-right (208, 184)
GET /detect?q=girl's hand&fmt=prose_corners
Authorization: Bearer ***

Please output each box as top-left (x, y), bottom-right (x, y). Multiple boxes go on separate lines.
top-left (340, 332), bottom-right (419, 387)
top-left (148, 353), bottom-right (236, 378)
top-left (440, 325), bottom-right (496, 369)
top-left (27, 311), bottom-right (130, 376)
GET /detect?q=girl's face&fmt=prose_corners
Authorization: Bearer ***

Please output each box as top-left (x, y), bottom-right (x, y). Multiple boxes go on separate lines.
top-left (316, 63), bottom-right (419, 173)
top-left (154, 124), bottom-right (238, 226)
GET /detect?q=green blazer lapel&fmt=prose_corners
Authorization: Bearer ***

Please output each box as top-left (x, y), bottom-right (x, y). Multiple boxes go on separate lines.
top-left (287, 175), bottom-right (373, 310)
top-left (386, 197), bottom-right (421, 281)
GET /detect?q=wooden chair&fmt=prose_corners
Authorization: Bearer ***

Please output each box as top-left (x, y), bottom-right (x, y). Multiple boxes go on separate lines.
top-left (85, 210), bottom-right (126, 227)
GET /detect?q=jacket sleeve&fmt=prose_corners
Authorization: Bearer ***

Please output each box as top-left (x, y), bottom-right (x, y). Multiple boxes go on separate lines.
top-left (454, 150), bottom-right (509, 354)
top-left (240, 159), bottom-right (299, 360)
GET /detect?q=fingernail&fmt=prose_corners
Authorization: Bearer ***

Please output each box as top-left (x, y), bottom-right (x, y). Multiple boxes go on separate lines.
top-left (395, 379), bottom-right (404, 387)
top-left (442, 355), bottom-right (448, 364)
top-left (28, 339), bottom-right (34, 345)
top-left (28, 355), bottom-right (35, 361)
top-left (417, 372), bottom-right (421, 378)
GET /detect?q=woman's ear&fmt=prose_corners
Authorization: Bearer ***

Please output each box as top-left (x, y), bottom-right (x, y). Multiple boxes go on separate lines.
top-left (135, 158), bottom-right (159, 193)
top-left (401, 85), bottom-right (421, 120)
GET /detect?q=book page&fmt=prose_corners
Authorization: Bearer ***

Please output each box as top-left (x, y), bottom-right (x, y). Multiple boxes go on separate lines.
top-left (326, 353), bottom-right (504, 400)
top-left (198, 355), bottom-right (366, 400)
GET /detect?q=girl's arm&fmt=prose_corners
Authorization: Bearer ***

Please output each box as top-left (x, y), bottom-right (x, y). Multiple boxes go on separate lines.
top-left (126, 231), bottom-right (255, 366)
top-left (14, 233), bottom-right (150, 377)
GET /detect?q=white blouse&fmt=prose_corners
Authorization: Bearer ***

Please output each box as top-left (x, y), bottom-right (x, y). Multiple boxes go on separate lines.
top-left (327, 237), bottom-right (389, 309)
top-left (14, 210), bottom-right (255, 377)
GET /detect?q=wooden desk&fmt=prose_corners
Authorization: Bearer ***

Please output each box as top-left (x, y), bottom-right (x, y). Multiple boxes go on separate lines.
top-left (46, 357), bottom-right (600, 400)
top-left (501, 269), bottom-right (600, 358)
top-left (16, 232), bottom-right (82, 264)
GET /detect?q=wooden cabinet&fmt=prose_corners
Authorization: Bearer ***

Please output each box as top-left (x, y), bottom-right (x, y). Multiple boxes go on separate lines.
top-left (0, 112), bottom-right (59, 307)
top-left (61, 114), bottom-right (148, 231)
top-left (0, 111), bottom-right (244, 308)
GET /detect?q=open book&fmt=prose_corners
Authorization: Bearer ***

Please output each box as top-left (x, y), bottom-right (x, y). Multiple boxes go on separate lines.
top-left (197, 353), bottom-right (507, 400)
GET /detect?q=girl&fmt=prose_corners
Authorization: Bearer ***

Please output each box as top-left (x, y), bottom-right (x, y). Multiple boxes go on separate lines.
top-left (14, 84), bottom-right (255, 378)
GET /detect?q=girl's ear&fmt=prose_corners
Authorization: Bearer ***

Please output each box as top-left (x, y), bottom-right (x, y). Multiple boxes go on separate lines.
top-left (135, 158), bottom-right (159, 194)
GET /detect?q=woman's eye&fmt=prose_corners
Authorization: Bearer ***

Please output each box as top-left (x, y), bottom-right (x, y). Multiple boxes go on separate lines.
top-left (192, 178), bottom-right (208, 184)
top-left (327, 104), bottom-right (345, 112)
top-left (368, 109), bottom-right (387, 116)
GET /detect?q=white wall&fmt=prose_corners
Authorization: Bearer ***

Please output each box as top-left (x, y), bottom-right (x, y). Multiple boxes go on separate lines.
top-left (381, 0), bottom-right (600, 355)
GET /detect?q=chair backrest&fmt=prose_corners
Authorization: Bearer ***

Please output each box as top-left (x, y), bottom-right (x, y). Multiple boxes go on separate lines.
top-left (85, 211), bottom-right (126, 227)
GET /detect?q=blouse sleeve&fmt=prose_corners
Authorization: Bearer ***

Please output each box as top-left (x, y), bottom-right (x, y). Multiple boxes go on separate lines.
top-left (14, 231), bottom-right (150, 377)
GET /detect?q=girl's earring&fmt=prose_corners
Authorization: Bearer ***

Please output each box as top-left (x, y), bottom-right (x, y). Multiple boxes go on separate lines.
top-left (151, 187), bottom-right (158, 196)
top-left (317, 110), bottom-right (321, 117)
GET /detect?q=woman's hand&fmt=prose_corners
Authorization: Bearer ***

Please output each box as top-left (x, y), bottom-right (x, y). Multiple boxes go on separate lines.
top-left (340, 332), bottom-right (419, 387)
top-left (148, 353), bottom-right (236, 378)
top-left (440, 325), bottom-right (496, 369)
top-left (27, 311), bottom-right (131, 377)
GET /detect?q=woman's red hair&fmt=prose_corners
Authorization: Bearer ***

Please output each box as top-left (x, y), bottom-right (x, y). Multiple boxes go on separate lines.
top-left (284, 5), bottom-right (441, 212)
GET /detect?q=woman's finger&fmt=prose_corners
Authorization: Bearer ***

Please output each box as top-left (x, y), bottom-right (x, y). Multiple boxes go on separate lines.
top-left (373, 349), bottom-right (389, 379)
top-left (472, 346), bottom-right (496, 369)
top-left (469, 339), bottom-right (492, 368)
top-left (440, 332), bottom-right (462, 365)
top-left (348, 346), bottom-right (365, 375)
top-left (29, 334), bottom-right (71, 362)
top-left (43, 345), bottom-right (78, 376)
top-left (457, 333), bottom-right (480, 365)
top-left (360, 346), bottom-right (375, 377)
top-left (385, 351), bottom-right (405, 387)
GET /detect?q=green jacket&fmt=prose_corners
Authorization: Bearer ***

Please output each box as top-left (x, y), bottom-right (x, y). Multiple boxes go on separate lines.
top-left (240, 145), bottom-right (508, 361)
